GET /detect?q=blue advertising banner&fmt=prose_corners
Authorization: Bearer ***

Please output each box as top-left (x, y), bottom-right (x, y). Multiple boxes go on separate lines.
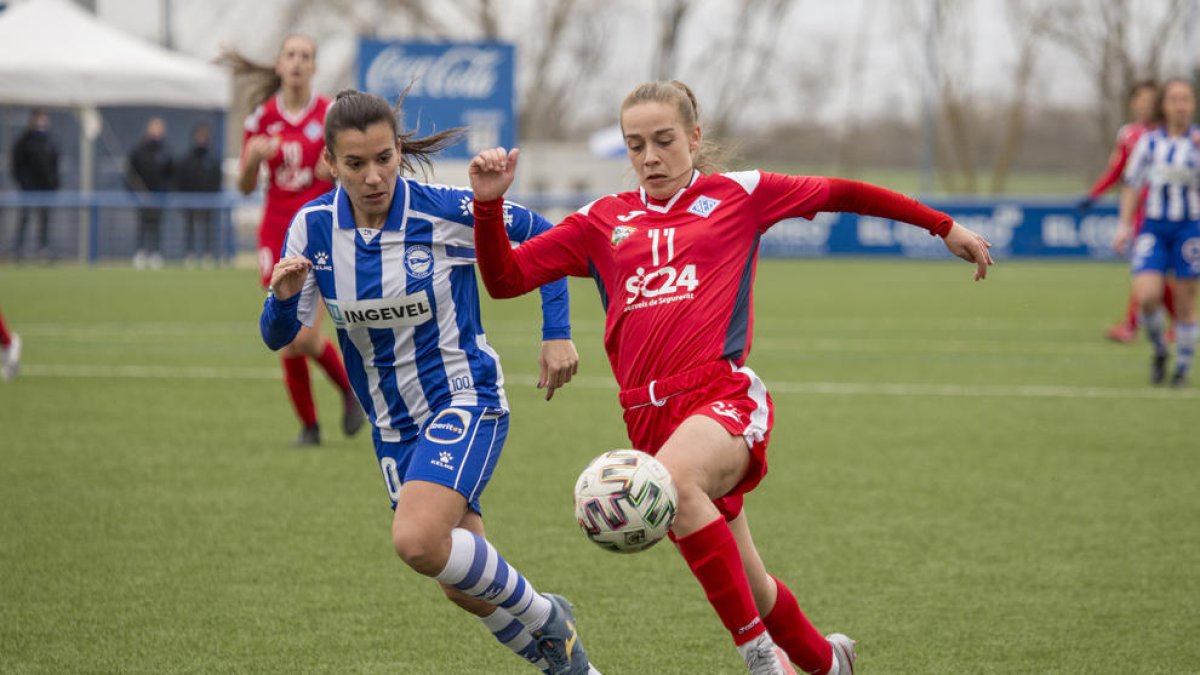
top-left (357, 39), bottom-right (515, 160)
top-left (759, 201), bottom-right (1124, 260)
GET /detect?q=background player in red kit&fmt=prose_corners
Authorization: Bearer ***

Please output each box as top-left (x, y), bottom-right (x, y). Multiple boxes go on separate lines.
top-left (227, 35), bottom-right (362, 446)
top-left (468, 80), bottom-right (993, 675)
top-left (1077, 80), bottom-right (1176, 343)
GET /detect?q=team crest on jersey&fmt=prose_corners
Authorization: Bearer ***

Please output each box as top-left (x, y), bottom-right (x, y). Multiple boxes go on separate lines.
top-left (688, 195), bottom-right (721, 218)
top-left (303, 120), bottom-right (323, 143)
top-left (311, 250), bottom-right (332, 272)
top-left (611, 225), bottom-right (637, 247)
top-left (404, 245), bottom-right (434, 279)
top-left (266, 121), bottom-right (284, 136)
top-left (426, 408), bottom-right (472, 446)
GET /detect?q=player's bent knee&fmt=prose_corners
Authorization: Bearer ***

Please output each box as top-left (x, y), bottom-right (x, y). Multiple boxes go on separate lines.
top-left (391, 527), bottom-right (450, 577)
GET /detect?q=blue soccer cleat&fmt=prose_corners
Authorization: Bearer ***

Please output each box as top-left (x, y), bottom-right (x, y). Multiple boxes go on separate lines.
top-left (531, 593), bottom-right (592, 675)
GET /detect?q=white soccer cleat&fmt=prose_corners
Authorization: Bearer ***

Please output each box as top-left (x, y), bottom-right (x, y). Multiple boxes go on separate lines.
top-left (1, 333), bottom-right (21, 381)
top-left (826, 633), bottom-right (856, 675)
top-left (740, 634), bottom-right (797, 675)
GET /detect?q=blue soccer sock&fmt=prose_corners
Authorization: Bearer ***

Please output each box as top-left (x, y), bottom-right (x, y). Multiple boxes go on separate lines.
top-left (1141, 308), bottom-right (1169, 357)
top-left (1175, 321), bottom-right (1198, 373)
top-left (479, 607), bottom-right (551, 674)
top-left (436, 528), bottom-right (553, 631)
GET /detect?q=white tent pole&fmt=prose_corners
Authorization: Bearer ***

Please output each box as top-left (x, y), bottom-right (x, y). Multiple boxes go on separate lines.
top-left (77, 104), bottom-right (98, 265)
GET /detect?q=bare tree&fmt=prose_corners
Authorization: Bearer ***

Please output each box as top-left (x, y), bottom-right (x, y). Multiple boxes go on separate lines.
top-left (990, 0), bottom-right (1055, 193)
top-left (652, 0), bottom-right (693, 81)
top-left (519, 0), bottom-right (608, 139)
top-left (1043, 0), bottom-right (1188, 165)
top-left (697, 0), bottom-right (797, 137)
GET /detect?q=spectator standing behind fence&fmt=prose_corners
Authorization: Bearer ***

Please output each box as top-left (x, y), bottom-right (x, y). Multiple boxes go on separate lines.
top-left (10, 108), bottom-right (60, 263)
top-left (175, 124), bottom-right (223, 267)
top-left (127, 117), bottom-right (173, 270)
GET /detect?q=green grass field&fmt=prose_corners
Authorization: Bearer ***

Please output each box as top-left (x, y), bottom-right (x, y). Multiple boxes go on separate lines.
top-left (1, 259), bottom-right (1197, 674)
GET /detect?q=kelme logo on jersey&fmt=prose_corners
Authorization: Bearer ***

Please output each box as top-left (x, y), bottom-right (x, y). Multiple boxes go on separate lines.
top-left (404, 245), bottom-right (434, 279)
top-left (426, 408), bottom-right (472, 445)
top-left (311, 251), bottom-right (333, 272)
top-left (334, 292), bottom-right (434, 329)
top-left (688, 195), bottom-right (721, 218)
top-left (431, 451), bottom-right (456, 471)
top-left (459, 195), bottom-right (515, 226)
top-left (611, 225), bottom-right (637, 247)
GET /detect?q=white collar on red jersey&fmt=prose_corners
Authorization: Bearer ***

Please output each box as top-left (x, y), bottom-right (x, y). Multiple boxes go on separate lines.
top-left (639, 170), bottom-right (700, 213)
top-left (274, 92), bottom-right (320, 127)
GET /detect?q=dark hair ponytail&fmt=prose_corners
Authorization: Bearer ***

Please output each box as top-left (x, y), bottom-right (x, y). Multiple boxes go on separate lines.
top-left (324, 88), bottom-right (465, 177)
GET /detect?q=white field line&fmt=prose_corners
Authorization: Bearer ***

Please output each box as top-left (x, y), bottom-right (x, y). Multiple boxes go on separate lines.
top-left (18, 365), bottom-right (1198, 400)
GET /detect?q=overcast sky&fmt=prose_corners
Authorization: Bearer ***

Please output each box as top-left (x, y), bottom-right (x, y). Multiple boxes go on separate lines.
top-left (91, 0), bottom-right (1200, 130)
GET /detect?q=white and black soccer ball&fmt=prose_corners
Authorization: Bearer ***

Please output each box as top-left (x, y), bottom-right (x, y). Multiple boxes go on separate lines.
top-left (573, 449), bottom-right (677, 553)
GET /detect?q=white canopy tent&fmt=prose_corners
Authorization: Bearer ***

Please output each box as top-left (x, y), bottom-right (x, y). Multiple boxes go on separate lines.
top-left (0, 0), bottom-right (230, 261)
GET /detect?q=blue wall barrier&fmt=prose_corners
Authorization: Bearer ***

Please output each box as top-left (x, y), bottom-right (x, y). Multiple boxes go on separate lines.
top-left (759, 199), bottom-right (1122, 260)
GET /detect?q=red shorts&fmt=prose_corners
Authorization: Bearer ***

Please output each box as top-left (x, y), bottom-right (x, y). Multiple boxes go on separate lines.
top-left (619, 360), bottom-right (774, 521)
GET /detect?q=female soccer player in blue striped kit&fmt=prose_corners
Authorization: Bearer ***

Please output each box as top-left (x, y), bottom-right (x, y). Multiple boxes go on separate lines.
top-left (259, 89), bottom-right (599, 675)
top-left (1114, 78), bottom-right (1200, 386)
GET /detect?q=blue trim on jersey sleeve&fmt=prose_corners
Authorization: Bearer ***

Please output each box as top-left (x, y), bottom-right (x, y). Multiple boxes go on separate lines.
top-left (260, 293), bottom-right (302, 350)
top-left (723, 233), bottom-right (761, 362)
top-left (445, 244), bottom-right (476, 259)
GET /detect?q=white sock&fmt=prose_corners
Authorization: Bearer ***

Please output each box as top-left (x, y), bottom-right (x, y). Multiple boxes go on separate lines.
top-left (479, 608), bottom-right (551, 673)
top-left (435, 528), bottom-right (553, 630)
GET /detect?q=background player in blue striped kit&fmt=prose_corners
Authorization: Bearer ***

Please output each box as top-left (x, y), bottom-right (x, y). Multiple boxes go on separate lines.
top-left (1114, 78), bottom-right (1200, 387)
top-left (260, 89), bottom-right (598, 675)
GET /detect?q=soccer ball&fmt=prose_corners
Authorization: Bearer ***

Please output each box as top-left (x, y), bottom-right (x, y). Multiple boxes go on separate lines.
top-left (573, 449), bottom-right (677, 553)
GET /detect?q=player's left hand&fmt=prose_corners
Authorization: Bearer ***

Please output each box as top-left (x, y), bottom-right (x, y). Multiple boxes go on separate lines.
top-left (469, 147), bottom-right (519, 201)
top-left (942, 222), bottom-right (994, 281)
top-left (538, 338), bottom-right (579, 401)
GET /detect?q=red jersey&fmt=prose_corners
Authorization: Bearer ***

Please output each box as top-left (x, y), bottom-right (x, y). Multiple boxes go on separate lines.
top-left (474, 171), bottom-right (951, 390)
top-left (1088, 122), bottom-right (1152, 199)
top-left (243, 93), bottom-right (335, 243)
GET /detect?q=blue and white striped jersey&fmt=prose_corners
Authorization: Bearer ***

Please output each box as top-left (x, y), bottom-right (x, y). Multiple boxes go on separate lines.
top-left (271, 176), bottom-right (570, 443)
top-left (1124, 126), bottom-right (1200, 221)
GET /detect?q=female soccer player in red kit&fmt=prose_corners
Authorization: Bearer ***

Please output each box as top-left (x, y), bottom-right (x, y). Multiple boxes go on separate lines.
top-left (227, 35), bottom-right (363, 446)
top-left (468, 81), bottom-right (993, 675)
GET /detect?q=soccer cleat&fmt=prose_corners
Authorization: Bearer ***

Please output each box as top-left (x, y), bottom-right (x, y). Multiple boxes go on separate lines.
top-left (531, 593), bottom-right (591, 675)
top-left (826, 633), bottom-right (857, 675)
top-left (1170, 366), bottom-right (1190, 388)
top-left (740, 634), bottom-right (797, 675)
top-left (1151, 353), bottom-right (1169, 386)
top-left (1104, 323), bottom-right (1138, 344)
top-left (342, 394), bottom-right (366, 437)
top-left (1, 332), bottom-right (20, 381)
top-left (292, 424), bottom-right (321, 447)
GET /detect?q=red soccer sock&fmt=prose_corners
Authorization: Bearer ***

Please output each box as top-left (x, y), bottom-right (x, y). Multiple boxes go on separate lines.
top-left (675, 517), bottom-right (766, 646)
top-left (314, 339), bottom-right (352, 395)
top-left (763, 576), bottom-right (833, 675)
top-left (1123, 292), bottom-right (1139, 329)
top-left (1164, 282), bottom-right (1177, 320)
top-left (282, 354), bottom-right (318, 426)
top-left (0, 310), bottom-right (10, 347)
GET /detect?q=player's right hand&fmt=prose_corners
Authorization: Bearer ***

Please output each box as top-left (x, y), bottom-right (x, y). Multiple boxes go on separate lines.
top-left (469, 147), bottom-right (519, 201)
top-left (245, 135), bottom-right (279, 165)
top-left (269, 255), bottom-right (312, 300)
top-left (1112, 223), bottom-right (1133, 255)
top-left (943, 222), bottom-right (993, 281)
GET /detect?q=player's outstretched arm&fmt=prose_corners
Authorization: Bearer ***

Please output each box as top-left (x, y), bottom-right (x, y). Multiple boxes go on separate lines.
top-left (259, 256), bottom-right (312, 350)
top-left (941, 223), bottom-right (993, 281)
